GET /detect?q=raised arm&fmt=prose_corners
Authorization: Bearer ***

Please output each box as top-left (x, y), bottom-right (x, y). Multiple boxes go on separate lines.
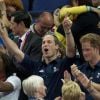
top-left (0, 22), bottom-right (24, 62)
top-left (0, 0), bottom-right (11, 28)
top-left (59, 5), bottom-right (100, 22)
top-left (62, 16), bottom-right (75, 57)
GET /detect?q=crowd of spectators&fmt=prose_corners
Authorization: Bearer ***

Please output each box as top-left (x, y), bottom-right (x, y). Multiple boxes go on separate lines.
top-left (0, 0), bottom-right (99, 100)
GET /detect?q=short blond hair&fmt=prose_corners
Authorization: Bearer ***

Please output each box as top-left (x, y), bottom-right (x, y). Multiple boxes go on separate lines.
top-left (22, 75), bottom-right (44, 96)
top-left (62, 81), bottom-right (82, 100)
top-left (80, 33), bottom-right (100, 49)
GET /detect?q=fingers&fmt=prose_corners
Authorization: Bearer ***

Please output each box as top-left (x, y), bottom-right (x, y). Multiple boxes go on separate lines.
top-left (61, 70), bottom-right (71, 84)
top-left (0, 21), bottom-right (8, 36)
top-left (71, 64), bottom-right (90, 88)
top-left (0, 0), bottom-right (6, 11)
top-left (0, 21), bottom-right (6, 31)
top-left (0, 21), bottom-right (5, 28)
top-left (0, 0), bottom-right (4, 2)
top-left (54, 96), bottom-right (62, 100)
top-left (71, 64), bottom-right (79, 77)
top-left (62, 16), bottom-right (72, 33)
top-left (64, 70), bottom-right (71, 82)
top-left (63, 17), bottom-right (72, 26)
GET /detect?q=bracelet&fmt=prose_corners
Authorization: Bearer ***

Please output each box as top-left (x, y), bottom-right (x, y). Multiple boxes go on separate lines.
top-left (87, 6), bottom-right (91, 11)
top-left (65, 30), bottom-right (71, 35)
top-left (65, 32), bottom-right (70, 35)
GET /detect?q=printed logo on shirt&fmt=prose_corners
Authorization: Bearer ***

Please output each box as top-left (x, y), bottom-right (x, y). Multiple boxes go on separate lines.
top-left (53, 67), bottom-right (59, 72)
top-left (97, 73), bottom-right (100, 78)
top-left (39, 69), bottom-right (45, 73)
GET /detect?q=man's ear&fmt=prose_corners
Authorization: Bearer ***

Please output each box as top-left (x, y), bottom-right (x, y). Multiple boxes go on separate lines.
top-left (56, 44), bottom-right (59, 50)
top-left (79, 92), bottom-right (85, 100)
top-left (35, 18), bottom-right (41, 23)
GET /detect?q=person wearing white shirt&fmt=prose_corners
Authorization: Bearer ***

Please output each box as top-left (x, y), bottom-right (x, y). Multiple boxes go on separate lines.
top-left (0, 52), bottom-right (21, 100)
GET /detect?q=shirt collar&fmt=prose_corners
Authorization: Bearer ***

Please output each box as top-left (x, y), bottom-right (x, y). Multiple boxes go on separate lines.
top-left (30, 24), bottom-right (35, 33)
top-left (19, 29), bottom-right (30, 42)
top-left (42, 57), bottom-right (61, 65)
top-left (87, 60), bottom-right (100, 69)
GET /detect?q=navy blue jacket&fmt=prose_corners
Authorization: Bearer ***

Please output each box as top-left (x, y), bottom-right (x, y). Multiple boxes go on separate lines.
top-left (20, 55), bottom-right (75, 100)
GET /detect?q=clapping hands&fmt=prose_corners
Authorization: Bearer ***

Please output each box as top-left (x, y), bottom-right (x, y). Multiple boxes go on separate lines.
top-left (71, 64), bottom-right (90, 88)
top-left (61, 70), bottom-right (71, 84)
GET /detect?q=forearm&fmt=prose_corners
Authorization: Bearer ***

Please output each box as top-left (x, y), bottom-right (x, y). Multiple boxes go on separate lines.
top-left (63, 17), bottom-right (75, 57)
top-left (0, 81), bottom-right (13, 92)
top-left (92, 82), bottom-right (100, 91)
top-left (59, 5), bottom-right (88, 21)
top-left (66, 30), bottom-right (75, 57)
top-left (59, 5), bottom-right (100, 22)
top-left (2, 33), bottom-right (24, 62)
top-left (87, 83), bottom-right (100, 100)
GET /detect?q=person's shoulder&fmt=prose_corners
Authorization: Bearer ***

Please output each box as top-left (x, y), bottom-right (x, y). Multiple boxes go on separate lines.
top-left (6, 74), bottom-right (21, 82)
top-left (6, 74), bottom-right (21, 89)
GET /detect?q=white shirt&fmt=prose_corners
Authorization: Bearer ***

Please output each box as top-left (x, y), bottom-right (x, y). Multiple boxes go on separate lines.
top-left (19, 33), bottom-right (26, 50)
top-left (19, 30), bottom-right (30, 50)
top-left (30, 24), bottom-right (34, 33)
top-left (0, 74), bottom-right (21, 100)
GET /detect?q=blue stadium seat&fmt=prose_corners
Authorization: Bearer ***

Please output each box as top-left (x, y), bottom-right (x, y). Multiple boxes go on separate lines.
top-left (22, 0), bottom-right (29, 11)
top-left (32, 0), bottom-right (70, 13)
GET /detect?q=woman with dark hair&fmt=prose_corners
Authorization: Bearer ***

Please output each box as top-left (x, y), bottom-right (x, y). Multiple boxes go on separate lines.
top-left (0, 52), bottom-right (21, 100)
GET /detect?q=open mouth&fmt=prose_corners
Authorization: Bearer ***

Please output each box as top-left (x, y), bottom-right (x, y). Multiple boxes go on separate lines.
top-left (44, 48), bottom-right (48, 52)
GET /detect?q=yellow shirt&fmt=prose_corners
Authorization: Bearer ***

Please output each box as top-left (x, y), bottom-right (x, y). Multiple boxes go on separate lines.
top-left (54, 26), bottom-right (66, 48)
top-left (59, 5), bottom-right (88, 22)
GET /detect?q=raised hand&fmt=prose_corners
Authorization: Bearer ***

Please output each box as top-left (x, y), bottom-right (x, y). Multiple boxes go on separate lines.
top-left (62, 16), bottom-right (72, 34)
top-left (0, 0), bottom-right (6, 18)
top-left (71, 64), bottom-right (80, 77)
top-left (71, 64), bottom-right (90, 88)
top-left (0, 0), bottom-right (6, 10)
top-left (61, 70), bottom-right (71, 84)
top-left (54, 96), bottom-right (62, 100)
top-left (0, 21), bottom-right (8, 37)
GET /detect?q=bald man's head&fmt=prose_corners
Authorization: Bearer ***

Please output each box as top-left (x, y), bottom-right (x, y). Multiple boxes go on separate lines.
top-left (35, 12), bottom-right (54, 36)
top-left (39, 12), bottom-right (54, 26)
